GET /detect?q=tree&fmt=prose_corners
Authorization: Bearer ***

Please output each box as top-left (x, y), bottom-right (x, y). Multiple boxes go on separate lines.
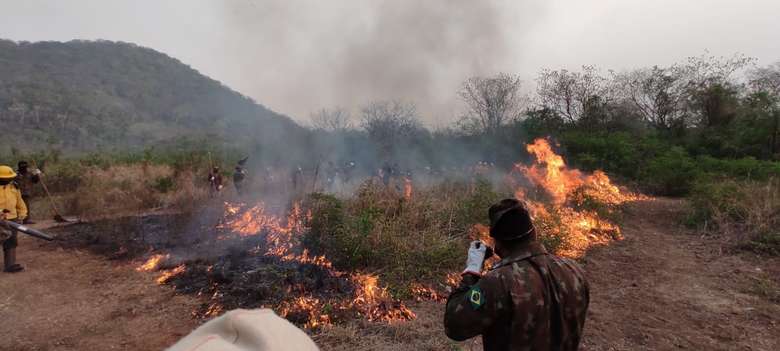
top-left (689, 83), bottom-right (739, 128)
top-left (615, 54), bottom-right (753, 132)
top-left (745, 62), bottom-right (780, 157)
top-left (458, 73), bottom-right (525, 135)
top-left (536, 66), bottom-right (613, 123)
top-left (310, 107), bottom-right (353, 132)
top-left (360, 101), bottom-right (423, 158)
top-left (614, 66), bottom-right (688, 131)
top-left (749, 61), bottom-right (780, 98)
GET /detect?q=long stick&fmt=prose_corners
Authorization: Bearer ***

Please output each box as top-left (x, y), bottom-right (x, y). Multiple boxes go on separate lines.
top-left (30, 160), bottom-right (67, 222)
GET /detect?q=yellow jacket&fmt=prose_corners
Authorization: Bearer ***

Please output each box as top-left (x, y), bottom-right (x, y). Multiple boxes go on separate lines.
top-left (0, 183), bottom-right (27, 220)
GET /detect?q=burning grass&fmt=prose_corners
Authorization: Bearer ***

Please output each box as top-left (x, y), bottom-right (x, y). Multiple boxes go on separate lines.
top-left (511, 139), bottom-right (641, 257)
top-left (54, 137), bottom-right (642, 334)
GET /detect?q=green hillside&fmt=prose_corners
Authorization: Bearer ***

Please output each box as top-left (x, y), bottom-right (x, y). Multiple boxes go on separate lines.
top-left (0, 39), bottom-right (303, 152)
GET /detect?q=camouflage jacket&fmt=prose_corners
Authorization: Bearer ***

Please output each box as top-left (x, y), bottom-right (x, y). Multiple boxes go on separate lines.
top-left (444, 241), bottom-right (590, 351)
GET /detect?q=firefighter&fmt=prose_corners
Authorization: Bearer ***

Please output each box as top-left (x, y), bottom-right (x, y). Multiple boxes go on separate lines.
top-left (0, 165), bottom-right (27, 273)
top-left (15, 161), bottom-right (40, 224)
top-left (208, 166), bottom-right (224, 197)
top-left (444, 198), bottom-right (590, 350)
top-left (233, 157), bottom-right (248, 196)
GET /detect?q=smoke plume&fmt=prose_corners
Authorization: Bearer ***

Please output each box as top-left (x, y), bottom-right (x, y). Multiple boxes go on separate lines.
top-left (216, 0), bottom-right (547, 123)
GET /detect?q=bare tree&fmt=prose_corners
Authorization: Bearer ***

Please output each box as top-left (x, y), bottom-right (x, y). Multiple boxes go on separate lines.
top-left (360, 100), bottom-right (423, 157)
top-left (614, 66), bottom-right (689, 130)
top-left (458, 73), bottom-right (525, 134)
top-left (310, 107), bottom-right (352, 132)
top-left (749, 61), bottom-right (780, 97)
top-left (615, 54), bottom-right (754, 130)
top-left (536, 66), bottom-right (613, 123)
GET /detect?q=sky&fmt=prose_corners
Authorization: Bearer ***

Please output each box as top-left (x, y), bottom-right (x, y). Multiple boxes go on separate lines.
top-left (1, 0), bottom-right (778, 125)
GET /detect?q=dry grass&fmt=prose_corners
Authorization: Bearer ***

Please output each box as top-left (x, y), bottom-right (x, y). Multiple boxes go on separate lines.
top-left (689, 178), bottom-right (780, 255)
top-left (303, 178), bottom-right (505, 295)
top-left (56, 164), bottom-right (208, 219)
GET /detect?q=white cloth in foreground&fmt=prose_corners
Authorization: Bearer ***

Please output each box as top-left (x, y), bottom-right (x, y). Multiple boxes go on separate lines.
top-left (167, 309), bottom-right (319, 351)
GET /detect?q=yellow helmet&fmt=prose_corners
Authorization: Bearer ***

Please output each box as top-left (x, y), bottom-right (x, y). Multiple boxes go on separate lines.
top-left (0, 165), bottom-right (17, 179)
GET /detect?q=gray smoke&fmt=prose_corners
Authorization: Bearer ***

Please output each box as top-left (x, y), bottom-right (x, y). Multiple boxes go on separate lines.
top-left (215, 0), bottom-right (547, 123)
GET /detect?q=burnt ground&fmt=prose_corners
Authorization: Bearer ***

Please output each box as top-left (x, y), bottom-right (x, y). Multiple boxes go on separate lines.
top-left (1, 198), bottom-right (778, 350)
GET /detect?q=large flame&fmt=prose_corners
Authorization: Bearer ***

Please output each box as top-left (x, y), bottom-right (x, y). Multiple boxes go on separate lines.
top-left (512, 138), bottom-right (637, 257)
top-left (520, 139), bottom-right (583, 204)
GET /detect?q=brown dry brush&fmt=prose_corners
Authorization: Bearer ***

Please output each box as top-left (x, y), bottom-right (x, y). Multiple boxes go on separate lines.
top-left (688, 178), bottom-right (780, 255)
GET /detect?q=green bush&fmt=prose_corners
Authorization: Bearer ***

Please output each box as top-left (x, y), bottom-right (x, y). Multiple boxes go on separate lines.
top-left (696, 155), bottom-right (780, 180)
top-left (641, 147), bottom-right (700, 196)
top-left (686, 179), bottom-right (745, 226)
top-left (151, 176), bottom-right (175, 193)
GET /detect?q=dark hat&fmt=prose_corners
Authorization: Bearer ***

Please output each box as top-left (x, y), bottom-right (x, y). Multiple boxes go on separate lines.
top-left (488, 198), bottom-right (535, 241)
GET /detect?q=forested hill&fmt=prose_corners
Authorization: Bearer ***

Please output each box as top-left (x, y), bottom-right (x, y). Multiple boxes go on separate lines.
top-left (0, 39), bottom-right (303, 152)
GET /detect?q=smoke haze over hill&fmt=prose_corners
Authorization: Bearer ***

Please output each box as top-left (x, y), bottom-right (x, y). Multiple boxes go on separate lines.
top-left (0, 0), bottom-right (779, 123)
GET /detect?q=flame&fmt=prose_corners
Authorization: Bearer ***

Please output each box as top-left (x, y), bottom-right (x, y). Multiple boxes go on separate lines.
top-left (445, 272), bottom-right (461, 287)
top-left (156, 265), bottom-right (185, 284)
top-left (518, 139), bottom-right (583, 205)
top-left (204, 302), bottom-right (224, 318)
top-left (348, 273), bottom-right (416, 322)
top-left (279, 296), bottom-right (333, 330)
top-left (403, 177), bottom-right (413, 200)
top-left (411, 283), bottom-right (445, 302)
top-left (136, 254), bottom-right (169, 272)
top-left (512, 138), bottom-right (636, 257)
top-left (218, 202), bottom-right (415, 327)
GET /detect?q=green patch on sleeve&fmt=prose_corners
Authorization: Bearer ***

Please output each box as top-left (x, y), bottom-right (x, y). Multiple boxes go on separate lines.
top-left (468, 286), bottom-right (485, 310)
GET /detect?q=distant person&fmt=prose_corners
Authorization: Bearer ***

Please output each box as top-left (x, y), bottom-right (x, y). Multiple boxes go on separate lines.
top-left (208, 167), bottom-right (223, 197)
top-left (342, 161), bottom-right (356, 183)
top-left (167, 309), bottom-right (319, 351)
top-left (233, 157), bottom-right (248, 196)
top-left (444, 199), bottom-right (590, 350)
top-left (291, 165), bottom-right (304, 193)
top-left (381, 163), bottom-right (394, 186)
top-left (0, 165), bottom-right (28, 273)
top-left (15, 161), bottom-right (40, 224)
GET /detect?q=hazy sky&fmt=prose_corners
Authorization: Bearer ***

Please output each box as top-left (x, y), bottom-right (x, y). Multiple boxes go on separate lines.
top-left (1, 0), bottom-right (778, 124)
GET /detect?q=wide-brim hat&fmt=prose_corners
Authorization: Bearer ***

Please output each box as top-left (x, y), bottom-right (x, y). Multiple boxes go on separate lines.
top-left (488, 198), bottom-right (535, 241)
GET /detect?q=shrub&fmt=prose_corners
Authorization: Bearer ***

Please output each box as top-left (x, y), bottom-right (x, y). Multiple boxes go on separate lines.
top-left (301, 180), bottom-right (504, 296)
top-left (641, 147), bottom-right (700, 196)
top-left (152, 176), bottom-right (175, 193)
top-left (687, 178), bottom-right (780, 256)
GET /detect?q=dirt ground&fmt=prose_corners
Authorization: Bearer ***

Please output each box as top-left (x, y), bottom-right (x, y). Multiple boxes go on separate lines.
top-left (2, 198), bottom-right (779, 350)
top-left (581, 198), bottom-right (779, 350)
top-left (0, 221), bottom-right (201, 351)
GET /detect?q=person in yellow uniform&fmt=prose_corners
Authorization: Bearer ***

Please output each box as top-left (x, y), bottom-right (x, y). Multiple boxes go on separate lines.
top-left (0, 165), bottom-right (27, 273)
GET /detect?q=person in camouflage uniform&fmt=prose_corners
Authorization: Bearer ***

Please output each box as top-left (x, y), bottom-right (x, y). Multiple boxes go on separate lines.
top-left (15, 161), bottom-right (40, 224)
top-left (444, 198), bottom-right (590, 351)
